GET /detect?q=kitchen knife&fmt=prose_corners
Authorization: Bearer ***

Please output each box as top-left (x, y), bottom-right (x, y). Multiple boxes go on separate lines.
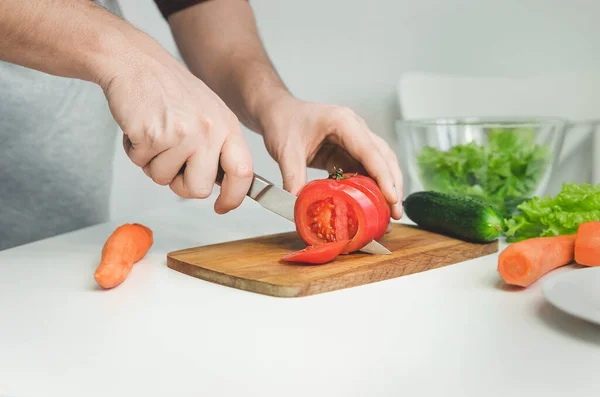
top-left (215, 165), bottom-right (392, 255)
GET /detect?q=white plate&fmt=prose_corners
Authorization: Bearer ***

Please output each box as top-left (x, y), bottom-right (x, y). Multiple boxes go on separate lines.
top-left (543, 267), bottom-right (600, 325)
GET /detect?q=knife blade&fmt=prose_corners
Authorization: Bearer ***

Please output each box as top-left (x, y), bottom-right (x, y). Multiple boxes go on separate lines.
top-left (215, 166), bottom-right (391, 255)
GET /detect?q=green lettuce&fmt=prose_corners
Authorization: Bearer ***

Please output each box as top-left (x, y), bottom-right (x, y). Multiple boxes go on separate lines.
top-left (505, 183), bottom-right (600, 241)
top-left (417, 127), bottom-right (551, 216)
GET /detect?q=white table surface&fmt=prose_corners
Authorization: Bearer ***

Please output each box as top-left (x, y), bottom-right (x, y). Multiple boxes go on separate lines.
top-left (2, 195), bottom-right (600, 397)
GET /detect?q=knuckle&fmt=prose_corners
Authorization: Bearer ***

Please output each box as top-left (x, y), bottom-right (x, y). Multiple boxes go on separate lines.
top-left (335, 106), bottom-right (356, 119)
top-left (232, 162), bottom-right (254, 179)
top-left (152, 175), bottom-right (173, 186)
top-left (144, 165), bottom-right (172, 186)
top-left (144, 123), bottom-right (162, 151)
top-left (172, 118), bottom-right (191, 141)
top-left (127, 149), bottom-right (148, 167)
top-left (197, 116), bottom-right (214, 137)
top-left (121, 120), bottom-right (143, 141)
top-left (170, 185), bottom-right (189, 199)
top-left (328, 107), bottom-right (355, 130)
top-left (132, 159), bottom-right (148, 168)
top-left (188, 185), bottom-right (213, 199)
top-left (168, 178), bottom-right (185, 197)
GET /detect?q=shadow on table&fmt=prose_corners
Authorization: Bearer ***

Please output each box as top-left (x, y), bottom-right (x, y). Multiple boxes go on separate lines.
top-left (536, 300), bottom-right (600, 347)
top-left (492, 278), bottom-right (524, 292)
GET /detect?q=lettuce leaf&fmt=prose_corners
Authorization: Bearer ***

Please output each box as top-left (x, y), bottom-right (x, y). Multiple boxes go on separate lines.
top-left (416, 128), bottom-right (551, 216)
top-left (504, 183), bottom-right (600, 241)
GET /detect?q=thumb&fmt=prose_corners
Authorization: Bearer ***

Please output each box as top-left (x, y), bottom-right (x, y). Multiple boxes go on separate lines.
top-left (279, 150), bottom-right (307, 195)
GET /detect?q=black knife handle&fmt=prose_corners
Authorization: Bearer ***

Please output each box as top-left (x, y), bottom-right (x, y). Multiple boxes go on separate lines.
top-left (178, 163), bottom-right (226, 186)
top-left (215, 163), bottom-right (225, 186)
top-left (179, 162), bottom-right (256, 190)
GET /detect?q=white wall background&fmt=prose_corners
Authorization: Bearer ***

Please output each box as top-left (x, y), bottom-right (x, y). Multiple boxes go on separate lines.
top-left (110, 0), bottom-right (600, 220)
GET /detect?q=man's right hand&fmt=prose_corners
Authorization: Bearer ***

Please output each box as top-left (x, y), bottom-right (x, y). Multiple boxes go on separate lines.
top-left (0, 0), bottom-right (254, 215)
top-left (99, 43), bottom-right (254, 215)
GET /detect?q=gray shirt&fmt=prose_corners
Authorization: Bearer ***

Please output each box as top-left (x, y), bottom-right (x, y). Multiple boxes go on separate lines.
top-left (0, 0), bottom-right (122, 251)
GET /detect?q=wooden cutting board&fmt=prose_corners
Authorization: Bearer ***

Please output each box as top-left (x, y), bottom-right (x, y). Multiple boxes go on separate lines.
top-left (166, 223), bottom-right (498, 298)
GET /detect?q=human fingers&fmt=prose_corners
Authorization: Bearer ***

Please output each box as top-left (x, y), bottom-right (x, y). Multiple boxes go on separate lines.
top-left (329, 108), bottom-right (398, 205)
top-left (371, 134), bottom-right (404, 219)
top-left (213, 133), bottom-right (254, 214)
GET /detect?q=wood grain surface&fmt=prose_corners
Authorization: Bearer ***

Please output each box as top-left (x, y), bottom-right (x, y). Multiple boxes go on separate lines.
top-left (166, 223), bottom-right (498, 297)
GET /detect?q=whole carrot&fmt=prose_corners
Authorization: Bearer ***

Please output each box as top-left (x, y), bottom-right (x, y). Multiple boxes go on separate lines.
top-left (94, 223), bottom-right (154, 289)
top-left (497, 234), bottom-right (576, 287)
top-left (575, 221), bottom-right (600, 267)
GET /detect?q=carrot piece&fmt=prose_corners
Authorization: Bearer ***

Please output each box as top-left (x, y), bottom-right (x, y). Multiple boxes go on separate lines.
top-left (574, 222), bottom-right (600, 267)
top-left (94, 223), bottom-right (154, 289)
top-left (497, 234), bottom-right (576, 287)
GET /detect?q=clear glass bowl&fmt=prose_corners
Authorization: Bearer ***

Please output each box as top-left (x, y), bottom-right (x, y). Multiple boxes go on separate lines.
top-left (395, 117), bottom-right (567, 217)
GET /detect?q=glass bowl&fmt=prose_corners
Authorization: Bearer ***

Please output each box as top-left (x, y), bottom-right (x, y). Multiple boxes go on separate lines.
top-left (395, 116), bottom-right (567, 216)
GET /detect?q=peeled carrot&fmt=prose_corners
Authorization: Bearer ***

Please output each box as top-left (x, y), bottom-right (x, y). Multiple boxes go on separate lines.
top-left (498, 234), bottom-right (576, 287)
top-left (574, 222), bottom-right (600, 267)
top-left (94, 223), bottom-right (154, 289)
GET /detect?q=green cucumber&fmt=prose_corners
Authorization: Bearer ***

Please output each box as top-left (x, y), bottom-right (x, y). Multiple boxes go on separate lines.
top-left (403, 191), bottom-right (504, 243)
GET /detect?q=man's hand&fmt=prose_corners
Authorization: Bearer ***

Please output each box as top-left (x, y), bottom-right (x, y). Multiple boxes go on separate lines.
top-left (100, 45), bottom-right (254, 215)
top-left (167, 0), bottom-right (404, 220)
top-left (0, 0), bottom-right (254, 215)
top-left (260, 96), bottom-right (404, 220)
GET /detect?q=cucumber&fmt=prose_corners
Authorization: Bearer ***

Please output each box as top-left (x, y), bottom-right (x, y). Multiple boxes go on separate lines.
top-left (403, 191), bottom-right (504, 243)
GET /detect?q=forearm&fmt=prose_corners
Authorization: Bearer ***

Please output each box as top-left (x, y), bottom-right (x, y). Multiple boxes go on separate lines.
top-left (168, 0), bottom-right (291, 133)
top-left (0, 0), bottom-right (147, 86)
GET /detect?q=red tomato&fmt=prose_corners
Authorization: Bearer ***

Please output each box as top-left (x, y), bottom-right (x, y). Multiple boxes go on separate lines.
top-left (281, 240), bottom-right (350, 264)
top-left (294, 174), bottom-right (380, 254)
top-left (337, 173), bottom-right (391, 240)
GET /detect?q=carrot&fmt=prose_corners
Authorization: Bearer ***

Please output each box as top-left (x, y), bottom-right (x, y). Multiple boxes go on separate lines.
top-left (94, 223), bottom-right (154, 289)
top-left (497, 234), bottom-right (576, 287)
top-left (574, 222), bottom-right (600, 267)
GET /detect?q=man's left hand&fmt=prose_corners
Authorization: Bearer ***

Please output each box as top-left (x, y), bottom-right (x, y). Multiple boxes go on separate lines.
top-left (260, 96), bottom-right (404, 220)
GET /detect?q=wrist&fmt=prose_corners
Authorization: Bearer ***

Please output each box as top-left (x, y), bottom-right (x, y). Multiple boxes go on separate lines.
top-left (249, 87), bottom-right (297, 135)
top-left (88, 24), bottom-right (162, 90)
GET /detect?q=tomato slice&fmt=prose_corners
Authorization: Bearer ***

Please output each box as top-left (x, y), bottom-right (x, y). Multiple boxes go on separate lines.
top-left (338, 173), bottom-right (391, 241)
top-left (294, 178), bottom-right (379, 253)
top-left (281, 240), bottom-right (350, 264)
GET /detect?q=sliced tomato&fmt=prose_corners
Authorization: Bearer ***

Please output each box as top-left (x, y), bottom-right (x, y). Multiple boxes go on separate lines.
top-left (294, 177), bottom-right (379, 254)
top-left (337, 173), bottom-right (391, 241)
top-left (281, 240), bottom-right (350, 264)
